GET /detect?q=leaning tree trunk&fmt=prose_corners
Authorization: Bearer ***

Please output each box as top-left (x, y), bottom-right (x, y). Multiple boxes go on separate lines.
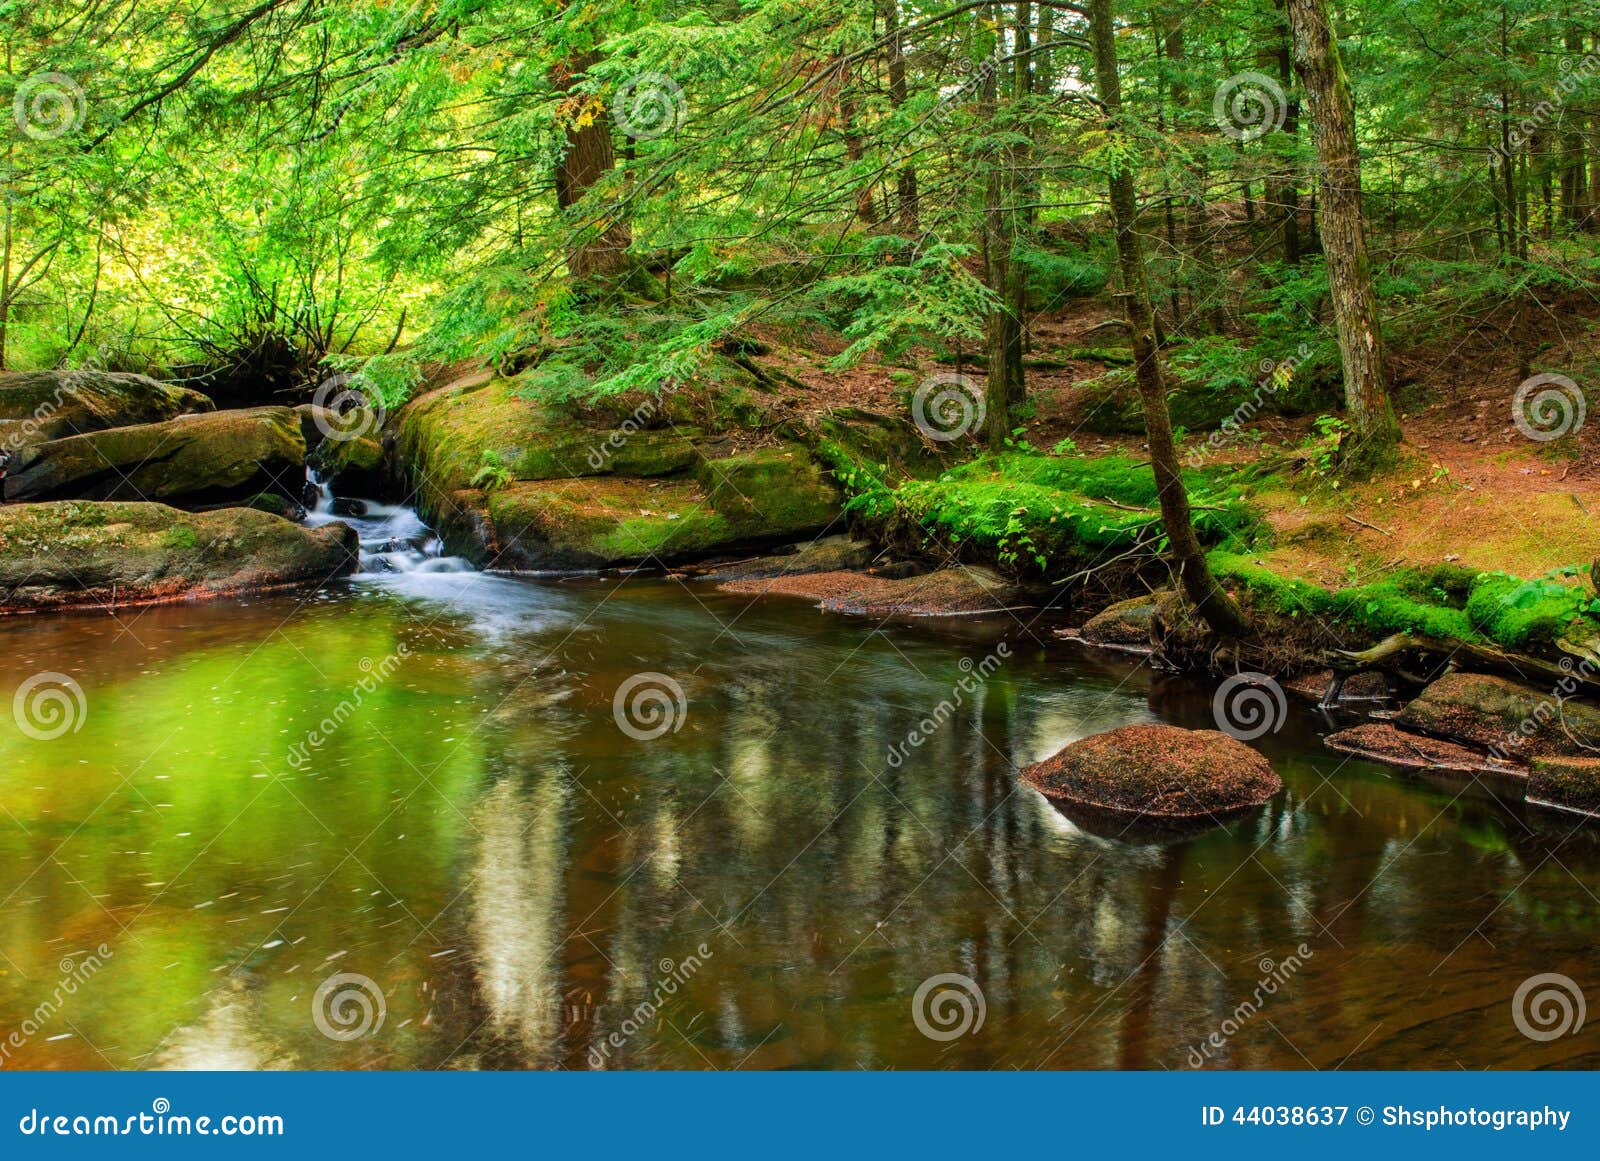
top-left (1088, 0), bottom-right (1251, 639)
top-left (552, 51), bottom-right (632, 284)
top-left (1284, 0), bottom-right (1401, 464)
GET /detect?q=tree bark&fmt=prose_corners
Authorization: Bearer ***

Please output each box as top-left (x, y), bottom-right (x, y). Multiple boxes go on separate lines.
top-left (1266, 0), bottom-right (1301, 265)
top-left (552, 51), bottom-right (632, 284)
top-left (979, 46), bottom-right (1018, 447)
top-left (1284, 0), bottom-right (1401, 462)
top-left (1088, 0), bottom-right (1251, 639)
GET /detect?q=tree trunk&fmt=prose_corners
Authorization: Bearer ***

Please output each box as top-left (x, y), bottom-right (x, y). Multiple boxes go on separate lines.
top-left (884, 0), bottom-right (918, 232)
top-left (1285, 0), bottom-right (1401, 462)
top-left (1267, 0), bottom-right (1301, 265)
top-left (552, 51), bottom-right (631, 284)
top-left (841, 91), bottom-right (879, 226)
top-left (1088, 0), bottom-right (1251, 640)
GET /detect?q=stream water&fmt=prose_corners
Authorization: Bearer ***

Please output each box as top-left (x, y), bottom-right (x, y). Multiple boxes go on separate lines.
top-left (2, 494), bottom-right (1598, 1071)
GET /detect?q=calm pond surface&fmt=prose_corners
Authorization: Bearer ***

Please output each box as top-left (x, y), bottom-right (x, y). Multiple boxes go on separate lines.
top-left (3, 554), bottom-right (1599, 1070)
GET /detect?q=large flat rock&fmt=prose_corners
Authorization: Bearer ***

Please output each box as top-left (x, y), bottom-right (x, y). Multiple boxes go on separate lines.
top-left (0, 501), bottom-right (358, 612)
top-left (718, 564), bottom-right (1017, 618)
top-left (1394, 671), bottom-right (1600, 761)
top-left (3, 407), bottom-right (306, 508)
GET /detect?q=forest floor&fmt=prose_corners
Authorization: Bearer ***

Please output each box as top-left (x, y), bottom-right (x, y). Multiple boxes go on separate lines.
top-left (747, 291), bottom-right (1600, 593)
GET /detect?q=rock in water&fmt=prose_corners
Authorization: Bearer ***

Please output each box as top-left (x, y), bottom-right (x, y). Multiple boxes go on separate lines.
top-left (716, 563), bottom-right (1017, 617)
top-left (1022, 724), bottom-right (1281, 831)
top-left (1527, 756), bottom-right (1600, 819)
top-left (3, 407), bottom-right (305, 508)
top-left (0, 369), bottom-right (213, 448)
top-left (0, 501), bottom-right (358, 612)
top-left (1078, 593), bottom-right (1165, 650)
top-left (1394, 671), bottom-right (1600, 761)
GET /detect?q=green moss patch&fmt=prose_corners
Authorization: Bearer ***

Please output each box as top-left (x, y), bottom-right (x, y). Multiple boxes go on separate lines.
top-left (861, 452), bottom-right (1255, 576)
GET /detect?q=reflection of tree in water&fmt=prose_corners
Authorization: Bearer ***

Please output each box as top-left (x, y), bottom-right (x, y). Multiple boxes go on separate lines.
top-left (463, 773), bottom-right (571, 1066)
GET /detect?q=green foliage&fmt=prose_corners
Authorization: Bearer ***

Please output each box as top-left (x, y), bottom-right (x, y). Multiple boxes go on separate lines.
top-left (1466, 568), bottom-right (1600, 650)
top-left (814, 241), bottom-right (994, 366)
top-left (1012, 242), bottom-right (1109, 309)
top-left (470, 450), bottom-right (513, 492)
top-left (1207, 555), bottom-right (1600, 652)
top-left (1299, 416), bottom-right (1351, 480)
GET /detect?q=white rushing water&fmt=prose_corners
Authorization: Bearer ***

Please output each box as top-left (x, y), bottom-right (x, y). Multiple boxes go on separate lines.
top-left (303, 475), bottom-right (562, 641)
top-left (304, 476), bottom-right (474, 575)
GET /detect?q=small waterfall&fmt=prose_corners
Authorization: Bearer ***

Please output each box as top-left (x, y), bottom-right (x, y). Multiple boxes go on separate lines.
top-left (305, 473), bottom-right (473, 575)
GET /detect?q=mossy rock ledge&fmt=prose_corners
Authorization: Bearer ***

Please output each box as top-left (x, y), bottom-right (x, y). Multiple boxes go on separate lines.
top-left (1023, 724), bottom-right (1282, 832)
top-left (0, 501), bottom-right (358, 612)
top-left (397, 374), bottom-right (843, 569)
top-left (0, 369), bottom-right (213, 447)
top-left (3, 407), bottom-right (306, 508)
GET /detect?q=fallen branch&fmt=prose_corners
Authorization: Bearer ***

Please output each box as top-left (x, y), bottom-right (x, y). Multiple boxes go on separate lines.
top-left (1344, 514), bottom-right (1393, 536)
top-left (1327, 631), bottom-right (1600, 696)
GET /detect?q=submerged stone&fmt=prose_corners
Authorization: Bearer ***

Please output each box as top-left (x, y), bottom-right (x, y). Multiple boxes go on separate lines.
top-left (1527, 756), bottom-right (1600, 819)
top-left (717, 563), bottom-right (1016, 618)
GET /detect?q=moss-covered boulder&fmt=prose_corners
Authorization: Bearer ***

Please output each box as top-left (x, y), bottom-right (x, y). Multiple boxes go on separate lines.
top-left (0, 370), bottom-right (213, 448)
top-left (693, 446), bottom-right (841, 536)
top-left (0, 501), bottom-right (358, 612)
top-left (480, 445), bottom-right (841, 570)
top-left (397, 372), bottom-right (700, 518)
top-left (309, 432), bottom-right (386, 497)
top-left (395, 367), bottom-right (843, 568)
top-left (787, 407), bottom-right (946, 484)
top-left (1528, 756), bottom-right (1600, 818)
top-left (486, 477), bottom-right (730, 569)
top-left (1079, 593), bottom-right (1164, 650)
top-left (3, 407), bottom-right (306, 508)
top-left (1023, 724), bottom-right (1282, 830)
top-left (1394, 672), bottom-right (1600, 760)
